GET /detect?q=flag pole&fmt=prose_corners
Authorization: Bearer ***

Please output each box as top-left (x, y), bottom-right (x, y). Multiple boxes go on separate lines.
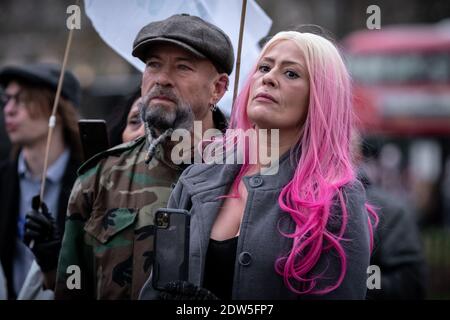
top-left (232, 0), bottom-right (248, 108)
top-left (30, 1), bottom-right (78, 249)
top-left (39, 24), bottom-right (76, 202)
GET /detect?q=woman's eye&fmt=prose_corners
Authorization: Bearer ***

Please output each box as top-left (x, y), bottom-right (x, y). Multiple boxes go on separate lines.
top-left (128, 117), bottom-right (141, 126)
top-left (285, 70), bottom-right (299, 79)
top-left (258, 65), bottom-right (270, 73)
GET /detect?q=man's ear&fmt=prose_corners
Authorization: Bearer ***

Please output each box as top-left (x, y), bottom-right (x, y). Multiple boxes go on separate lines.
top-left (210, 74), bottom-right (229, 105)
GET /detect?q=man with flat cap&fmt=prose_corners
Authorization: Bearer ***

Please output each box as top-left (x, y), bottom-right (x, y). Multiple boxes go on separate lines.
top-left (0, 63), bottom-right (82, 299)
top-left (55, 14), bottom-right (234, 300)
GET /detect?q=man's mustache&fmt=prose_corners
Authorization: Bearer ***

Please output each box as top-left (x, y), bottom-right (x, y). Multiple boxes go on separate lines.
top-left (143, 86), bottom-right (179, 105)
top-left (139, 86), bottom-right (194, 132)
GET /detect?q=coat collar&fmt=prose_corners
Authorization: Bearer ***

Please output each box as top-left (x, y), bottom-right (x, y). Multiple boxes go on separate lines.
top-left (180, 145), bottom-right (298, 200)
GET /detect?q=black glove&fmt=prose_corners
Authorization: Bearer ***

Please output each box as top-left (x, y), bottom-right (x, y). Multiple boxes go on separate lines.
top-left (159, 281), bottom-right (219, 300)
top-left (23, 195), bottom-right (62, 273)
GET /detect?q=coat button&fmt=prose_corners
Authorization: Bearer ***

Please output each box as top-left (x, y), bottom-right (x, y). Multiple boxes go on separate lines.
top-left (249, 176), bottom-right (263, 187)
top-left (238, 252), bottom-right (252, 266)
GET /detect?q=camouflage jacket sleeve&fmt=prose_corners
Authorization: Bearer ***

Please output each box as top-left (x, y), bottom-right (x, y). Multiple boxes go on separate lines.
top-left (55, 165), bottom-right (99, 299)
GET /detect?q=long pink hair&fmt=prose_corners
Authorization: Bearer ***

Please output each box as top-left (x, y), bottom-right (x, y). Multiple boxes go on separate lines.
top-left (226, 31), bottom-right (378, 295)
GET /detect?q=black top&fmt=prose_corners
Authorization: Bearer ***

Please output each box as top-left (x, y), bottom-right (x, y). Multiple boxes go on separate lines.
top-left (203, 237), bottom-right (238, 300)
top-left (0, 152), bottom-right (80, 299)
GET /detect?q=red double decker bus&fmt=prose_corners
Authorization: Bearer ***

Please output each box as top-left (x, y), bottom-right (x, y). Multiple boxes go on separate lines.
top-left (343, 21), bottom-right (450, 136)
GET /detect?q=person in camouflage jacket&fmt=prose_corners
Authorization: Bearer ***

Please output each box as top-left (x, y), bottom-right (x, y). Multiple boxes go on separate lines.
top-left (54, 14), bottom-right (234, 299)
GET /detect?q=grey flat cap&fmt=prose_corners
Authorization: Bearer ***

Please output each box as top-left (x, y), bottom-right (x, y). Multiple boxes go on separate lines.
top-left (132, 14), bottom-right (234, 75)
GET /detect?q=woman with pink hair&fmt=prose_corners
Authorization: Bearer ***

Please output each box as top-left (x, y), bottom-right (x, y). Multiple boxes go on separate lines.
top-left (150, 30), bottom-right (377, 300)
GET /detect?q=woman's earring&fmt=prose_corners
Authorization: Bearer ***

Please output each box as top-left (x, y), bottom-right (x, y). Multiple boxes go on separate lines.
top-left (210, 104), bottom-right (218, 112)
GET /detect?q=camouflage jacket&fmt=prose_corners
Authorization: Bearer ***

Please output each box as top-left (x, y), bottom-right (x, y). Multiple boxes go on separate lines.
top-left (55, 136), bottom-right (186, 299)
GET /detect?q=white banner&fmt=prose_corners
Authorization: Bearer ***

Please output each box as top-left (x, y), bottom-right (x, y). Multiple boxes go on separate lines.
top-left (84, 0), bottom-right (272, 115)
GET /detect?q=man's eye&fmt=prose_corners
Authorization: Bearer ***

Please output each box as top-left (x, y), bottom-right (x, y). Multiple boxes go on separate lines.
top-left (146, 61), bottom-right (160, 69)
top-left (285, 70), bottom-right (299, 79)
top-left (177, 64), bottom-right (192, 71)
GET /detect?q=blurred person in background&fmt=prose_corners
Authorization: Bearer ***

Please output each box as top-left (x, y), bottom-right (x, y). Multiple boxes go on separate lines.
top-left (443, 158), bottom-right (450, 228)
top-left (0, 63), bottom-right (82, 299)
top-left (358, 140), bottom-right (427, 299)
top-left (108, 88), bottom-right (144, 146)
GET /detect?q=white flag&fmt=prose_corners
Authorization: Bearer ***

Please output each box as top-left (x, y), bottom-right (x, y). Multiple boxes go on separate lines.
top-left (84, 0), bottom-right (272, 116)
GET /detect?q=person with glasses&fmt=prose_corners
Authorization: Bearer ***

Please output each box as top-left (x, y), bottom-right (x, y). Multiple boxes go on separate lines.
top-left (0, 63), bottom-right (82, 299)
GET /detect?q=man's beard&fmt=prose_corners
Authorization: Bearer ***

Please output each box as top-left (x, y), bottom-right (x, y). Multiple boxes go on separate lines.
top-left (139, 86), bottom-right (195, 163)
top-left (139, 86), bottom-right (194, 137)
